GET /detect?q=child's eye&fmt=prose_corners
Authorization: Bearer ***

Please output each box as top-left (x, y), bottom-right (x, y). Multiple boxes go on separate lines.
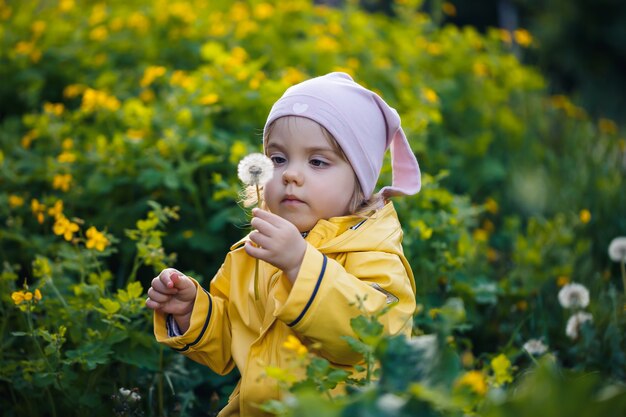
top-left (310, 158), bottom-right (328, 167)
top-left (270, 155), bottom-right (286, 165)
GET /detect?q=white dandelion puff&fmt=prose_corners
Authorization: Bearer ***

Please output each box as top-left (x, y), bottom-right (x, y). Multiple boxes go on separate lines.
top-left (558, 283), bottom-right (590, 309)
top-left (522, 339), bottom-right (548, 356)
top-left (608, 237), bottom-right (626, 262)
top-left (237, 153), bottom-right (274, 186)
top-left (565, 311), bottom-right (593, 340)
top-left (376, 393), bottom-right (406, 413)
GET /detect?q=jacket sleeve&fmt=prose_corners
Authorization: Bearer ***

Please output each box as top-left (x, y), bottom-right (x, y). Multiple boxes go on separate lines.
top-left (272, 243), bottom-right (416, 366)
top-left (153, 259), bottom-right (235, 375)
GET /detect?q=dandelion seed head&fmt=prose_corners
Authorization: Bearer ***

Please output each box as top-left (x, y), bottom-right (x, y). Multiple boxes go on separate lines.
top-left (565, 311), bottom-right (593, 340)
top-left (522, 339), bottom-right (548, 355)
top-left (608, 237), bottom-right (626, 262)
top-left (558, 283), bottom-right (590, 309)
top-left (237, 153), bottom-right (274, 186)
top-left (376, 393), bottom-right (406, 412)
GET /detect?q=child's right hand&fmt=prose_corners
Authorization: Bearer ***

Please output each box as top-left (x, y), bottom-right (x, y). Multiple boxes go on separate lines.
top-left (146, 268), bottom-right (196, 333)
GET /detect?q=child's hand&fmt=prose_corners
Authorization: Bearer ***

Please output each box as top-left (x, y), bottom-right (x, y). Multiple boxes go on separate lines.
top-left (146, 268), bottom-right (196, 333)
top-left (245, 208), bottom-right (307, 283)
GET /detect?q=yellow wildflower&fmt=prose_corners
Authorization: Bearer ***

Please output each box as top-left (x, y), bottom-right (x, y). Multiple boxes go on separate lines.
top-left (52, 173), bottom-right (72, 192)
top-left (579, 209), bottom-right (591, 224)
top-left (283, 335), bottom-right (308, 356)
top-left (34, 288), bottom-right (42, 301)
top-left (62, 138), bottom-right (74, 149)
top-left (127, 12), bottom-right (149, 33)
top-left (21, 129), bottom-right (38, 149)
top-left (426, 42), bottom-right (442, 55)
top-left (557, 276), bottom-right (570, 287)
top-left (514, 29), bottom-right (533, 47)
top-left (473, 61), bottom-right (489, 77)
top-left (442, 2), bottom-right (457, 17)
top-left (47, 200), bottom-right (64, 219)
top-left (31, 198), bottom-right (46, 224)
top-left (89, 25), bottom-right (109, 41)
top-left (140, 65), bottom-right (167, 88)
top-left (473, 228), bottom-right (489, 242)
top-left (24, 292), bottom-right (33, 301)
top-left (9, 195), bottom-right (24, 208)
top-left (491, 354), bottom-right (513, 386)
top-left (315, 36), bottom-right (340, 53)
top-left (598, 118), bottom-right (618, 135)
top-left (199, 93), bottom-right (219, 106)
top-left (57, 151), bottom-right (76, 163)
top-left (63, 84), bottom-right (85, 98)
top-left (59, 0), bottom-right (75, 13)
top-left (170, 70), bottom-right (193, 89)
top-left (422, 87), bottom-right (439, 104)
top-left (44, 102), bottom-right (64, 116)
top-left (282, 67), bottom-right (306, 85)
top-left (53, 215), bottom-right (79, 241)
top-left (254, 3), bottom-right (274, 20)
top-left (499, 29), bottom-right (512, 44)
top-left (487, 248), bottom-right (499, 263)
top-left (11, 291), bottom-right (26, 305)
top-left (428, 308), bottom-right (441, 319)
top-left (484, 197), bottom-right (499, 214)
top-left (85, 226), bottom-right (109, 251)
top-left (456, 370), bottom-right (487, 395)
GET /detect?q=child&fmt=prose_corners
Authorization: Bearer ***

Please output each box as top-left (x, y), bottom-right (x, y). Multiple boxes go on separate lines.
top-left (146, 72), bottom-right (421, 417)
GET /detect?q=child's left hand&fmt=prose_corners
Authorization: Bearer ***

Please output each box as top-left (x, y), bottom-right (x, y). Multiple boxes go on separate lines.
top-left (245, 208), bottom-right (307, 283)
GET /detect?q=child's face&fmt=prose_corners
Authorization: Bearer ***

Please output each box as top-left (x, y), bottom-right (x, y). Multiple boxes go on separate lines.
top-left (264, 117), bottom-right (357, 233)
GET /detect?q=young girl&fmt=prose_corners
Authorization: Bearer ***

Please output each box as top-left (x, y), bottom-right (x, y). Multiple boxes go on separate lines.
top-left (146, 72), bottom-right (422, 417)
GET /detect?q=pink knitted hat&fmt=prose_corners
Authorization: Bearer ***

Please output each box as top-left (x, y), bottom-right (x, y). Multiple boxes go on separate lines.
top-left (263, 72), bottom-right (421, 199)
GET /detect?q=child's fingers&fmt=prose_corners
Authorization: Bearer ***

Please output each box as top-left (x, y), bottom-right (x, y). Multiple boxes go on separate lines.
top-left (252, 208), bottom-right (284, 227)
top-left (159, 268), bottom-right (186, 290)
top-left (244, 240), bottom-right (267, 260)
top-left (145, 297), bottom-right (161, 310)
top-left (151, 275), bottom-right (178, 294)
top-left (147, 287), bottom-right (171, 303)
top-left (248, 230), bottom-right (272, 249)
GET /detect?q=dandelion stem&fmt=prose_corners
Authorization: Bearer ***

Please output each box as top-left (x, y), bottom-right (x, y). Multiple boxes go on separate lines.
top-left (254, 183), bottom-right (261, 301)
top-left (619, 258), bottom-right (626, 295)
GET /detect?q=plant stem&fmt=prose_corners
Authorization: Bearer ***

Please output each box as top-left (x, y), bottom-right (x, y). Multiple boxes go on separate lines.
top-left (254, 183), bottom-right (261, 300)
top-left (619, 259), bottom-right (626, 295)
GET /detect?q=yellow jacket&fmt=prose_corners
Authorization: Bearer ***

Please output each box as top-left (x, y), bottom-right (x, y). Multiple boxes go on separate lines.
top-left (153, 202), bottom-right (416, 416)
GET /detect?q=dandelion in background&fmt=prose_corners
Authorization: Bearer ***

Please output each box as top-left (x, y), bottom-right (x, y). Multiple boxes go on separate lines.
top-left (608, 237), bottom-right (626, 297)
top-left (522, 339), bottom-right (548, 356)
top-left (565, 311), bottom-right (593, 340)
top-left (558, 283), bottom-right (590, 309)
top-left (237, 153), bottom-right (274, 300)
top-left (376, 393), bottom-right (407, 413)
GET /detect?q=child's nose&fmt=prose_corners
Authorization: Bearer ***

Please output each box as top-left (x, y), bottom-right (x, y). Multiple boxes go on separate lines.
top-left (282, 168), bottom-right (303, 185)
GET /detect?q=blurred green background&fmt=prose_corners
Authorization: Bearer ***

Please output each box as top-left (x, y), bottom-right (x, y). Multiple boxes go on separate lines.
top-left (0, 0), bottom-right (624, 416)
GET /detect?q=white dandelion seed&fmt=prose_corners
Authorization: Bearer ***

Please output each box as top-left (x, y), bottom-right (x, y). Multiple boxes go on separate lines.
top-left (376, 393), bottom-right (406, 413)
top-left (119, 388), bottom-right (131, 397)
top-left (522, 339), bottom-right (548, 356)
top-left (130, 392), bottom-right (141, 402)
top-left (558, 283), bottom-right (590, 309)
top-left (608, 237), bottom-right (626, 262)
top-left (565, 311), bottom-right (593, 340)
top-left (237, 153), bottom-right (274, 186)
